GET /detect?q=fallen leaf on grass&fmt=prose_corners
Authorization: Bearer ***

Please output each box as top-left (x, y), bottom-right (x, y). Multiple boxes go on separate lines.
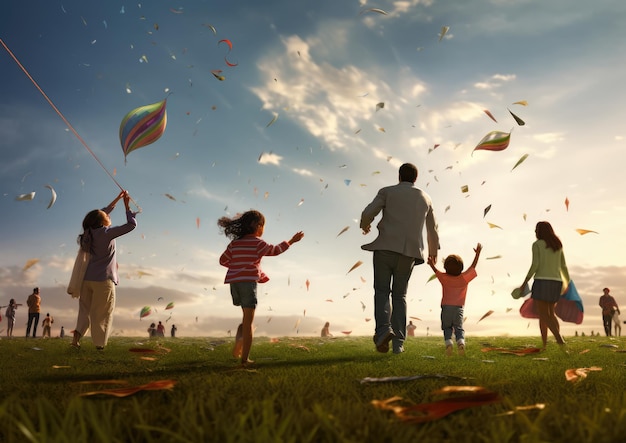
top-left (565, 367), bottom-right (602, 383)
top-left (80, 379), bottom-right (177, 397)
top-left (52, 365), bottom-right (71, 369)
top-left (497, 403), bottom-right (546, 416)
top-left (481, 346), bottom-right (541, 356)
top-left (360, 374), bottom-right (468, 384)
top-left (129, 348), bottom-right (157, 353)
top-left (76, 380), bottom-right (129, 385)
top-left (372, 386), bottom-right (500, 423)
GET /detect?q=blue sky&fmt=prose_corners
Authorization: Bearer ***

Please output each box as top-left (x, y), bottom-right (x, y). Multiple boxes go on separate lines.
top-left (1, 0), bottom-right (625, 340)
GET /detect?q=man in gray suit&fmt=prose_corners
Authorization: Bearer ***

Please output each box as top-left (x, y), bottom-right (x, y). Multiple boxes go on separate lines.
top-left (360, 163), bottom-right (439, 354)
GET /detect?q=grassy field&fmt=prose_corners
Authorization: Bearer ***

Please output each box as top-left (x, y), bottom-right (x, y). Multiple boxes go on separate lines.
top-left (1, 334), bottom-right (625, 443)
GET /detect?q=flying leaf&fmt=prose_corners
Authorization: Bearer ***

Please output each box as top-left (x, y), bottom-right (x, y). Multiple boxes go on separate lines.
top-left (23, 259), bottom-right (39, 271)
top-left (211, 69), bottom-right (225, 81)
top-left (305, 279), bottom-right (310, 291)
top-left (376, 102), bottom-right (384, 111)
top-left (483, 109), bottom-right (497, 123)
top-left (487, 222), bottom-right (502, 229)
top-left (45, 185), bottom-right (57, 209)
top-left (511, 154), bottom-right (529, 171)
top-left (336, 226), bottom-right (350, 237)
top-left (478, 310), bottom-right (494, 323)
top-left (165, 302), bottom-right (174, 310)
top-left (360, 8), bottom-right (388, 15)
top-left (512, 100), bottom-right (528, 106)
top-left (565, 197), bottom-right (570, 211)
top-left (438, 26), bottom-right (450, 42)
top-left (16, 192), bottom-right (36, 201)
top-left (508, 108), bottom-right (525, 126)
top-left (576, 229), bottom-right (598, 235)
top-left (347, 260), bottom-right (363, 274)
top-left (461, 185), bottom-right (469, 193)
top-left (266, 113), bottom-right (278, 128)
top-left (483, 204), bottom-right (492, 218)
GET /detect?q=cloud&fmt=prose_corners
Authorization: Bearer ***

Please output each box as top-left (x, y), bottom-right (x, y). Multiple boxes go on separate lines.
top-left (251, 34), bottom-right (397, 151)
top-left (473, 73), bottom-right (516, 90)
top-left (532, 132), bottom-right (565, 144)
top-left (292, 168), bottom-right (314, 177)
top-left (258, 151), bottom-right (283, 165)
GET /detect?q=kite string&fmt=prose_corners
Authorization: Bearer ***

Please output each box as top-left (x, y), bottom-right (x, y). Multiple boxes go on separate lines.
top-left (0, 38), bottom-right (141, 212)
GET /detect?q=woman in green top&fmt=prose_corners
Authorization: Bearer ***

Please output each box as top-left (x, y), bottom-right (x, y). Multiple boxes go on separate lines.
top-left (519, 221), bottom-right (569, 349)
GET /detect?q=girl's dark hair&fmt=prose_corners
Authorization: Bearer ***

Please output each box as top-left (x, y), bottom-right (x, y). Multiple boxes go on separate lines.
top-left (217, 210), bottom-right (265, 240)
top-left (535, 221), bottom-right (563, 251)
top-left (78, 209), bottom-right (106, 253)
top-left (443, 254), bottom-right (464, 276)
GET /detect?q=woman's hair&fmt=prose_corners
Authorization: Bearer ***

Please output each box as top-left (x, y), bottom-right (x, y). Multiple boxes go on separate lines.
top-left (217, 210), bottom-right (265, 240)
top-left (78, 209), bottom-right (107, 253)
top-left (535, 221), bottom-right (562, 251)
top-left (9, 298), bottom-right (15, 305)
top-left (443, 254), bottom-right (464, 276)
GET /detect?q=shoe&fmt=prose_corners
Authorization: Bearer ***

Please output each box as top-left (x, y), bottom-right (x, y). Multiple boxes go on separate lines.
top-left (70, 342), bottom-right (81, 349)
top-left (393, 346), bottom-right (405, 354)
top-left (96, 346), bottom-right (104, 351)
top-left (445, 345), bottom-right (453, 356)
top-left (374, 331), bottom-right (394, 353)
top-left (458, 344), bottom-right (465, 356)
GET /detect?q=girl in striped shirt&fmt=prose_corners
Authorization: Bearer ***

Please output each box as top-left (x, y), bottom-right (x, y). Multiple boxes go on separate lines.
top-left (218, 210), bottom-right (304, 365)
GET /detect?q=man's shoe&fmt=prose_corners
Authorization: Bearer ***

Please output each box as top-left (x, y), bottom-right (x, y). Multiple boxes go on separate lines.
top-left (393, 346), bottom-right (405, 354)
top-left (374, 331), bottom-right (394, 353)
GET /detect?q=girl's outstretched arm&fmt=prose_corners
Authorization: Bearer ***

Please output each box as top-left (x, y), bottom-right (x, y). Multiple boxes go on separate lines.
top-left (470, 243), bottom-right (482, 269)
top-left (288, 231), bottom-right (304, 245)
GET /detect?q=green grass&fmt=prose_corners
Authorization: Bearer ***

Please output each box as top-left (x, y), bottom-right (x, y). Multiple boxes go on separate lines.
top-left (1, 335), bottom-right (626, 442)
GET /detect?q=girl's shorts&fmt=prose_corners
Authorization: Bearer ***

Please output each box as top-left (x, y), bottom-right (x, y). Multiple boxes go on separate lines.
top-left (230, 281), bottom-right (258, 308)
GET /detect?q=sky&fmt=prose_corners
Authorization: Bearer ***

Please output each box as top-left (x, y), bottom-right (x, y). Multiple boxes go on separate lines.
top-left (1, 0), bottom-right (626, 340)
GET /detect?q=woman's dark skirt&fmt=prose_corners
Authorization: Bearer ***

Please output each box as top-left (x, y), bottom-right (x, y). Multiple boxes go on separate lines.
top-left (531, 279), bottom-right (562, 303)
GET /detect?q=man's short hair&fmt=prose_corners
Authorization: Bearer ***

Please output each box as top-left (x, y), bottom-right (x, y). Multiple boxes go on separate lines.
top-left (399, 163), bottom-right (418, 183)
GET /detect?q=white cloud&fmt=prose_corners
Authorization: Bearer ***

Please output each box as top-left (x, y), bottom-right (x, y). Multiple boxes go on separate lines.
top-left (251, 34), bottom-right (397, 151)
top-left (292, 168), bottom-right (314, 177)
top-left (532, 132), bottom-right (565, 144)
top-left (258, 151), bottom-right (283, 165)
top-left (473, 73), bottom-right (516, 90)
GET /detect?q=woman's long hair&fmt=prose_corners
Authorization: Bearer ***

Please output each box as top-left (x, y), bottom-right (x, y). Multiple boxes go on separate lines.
top-left (217, 210), bottom-right (265, 240)
top-left (535, 221), bottom-right (563, 251)
top-left (78, 209), bottom-right (106, 253)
